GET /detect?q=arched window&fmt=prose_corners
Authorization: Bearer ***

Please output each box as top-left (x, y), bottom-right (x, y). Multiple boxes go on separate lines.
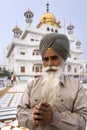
top-left (3, 67), bottom-right (6, 71)
top-left (55, 30), bottom-right (58, 33)
top-left (26, 14), bottom-right (29, 18)
top-left (86, 64), bottom-right (87, 68)
top-left (74, 57), bottom-right (77, 60)
top-left (47, 27), bottom-right (50, 31)
top-left (68, 65), bottom-right (71, 72)
top-left (0, 67), bottom-right (2, 71)
top-left (20, 66), bottom-right (25, 73)
top-left (51, 28), bottom-right (54, 32)
top-left (20, 52), bottom-right (25, 55)
top-left (33, 64), bottom-right (42, 72)
top-left (32, 49), bottom-right (40, 55)
top-left (74, 68), bottom-right (77, 73)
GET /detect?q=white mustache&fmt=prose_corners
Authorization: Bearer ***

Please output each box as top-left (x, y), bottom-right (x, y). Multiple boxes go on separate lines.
top-left (44, 66), bottom-right (58, 72)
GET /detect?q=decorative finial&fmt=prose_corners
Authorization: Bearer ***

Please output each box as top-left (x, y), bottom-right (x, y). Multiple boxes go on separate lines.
top-left (46, 3), bottom-right (49, 12)
top-left (47, 48), bottom-right (51, 50)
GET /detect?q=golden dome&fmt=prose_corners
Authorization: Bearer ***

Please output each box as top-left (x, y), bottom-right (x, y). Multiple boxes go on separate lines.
top-left (40, 12), bottom-right (56, 23)
top-left (36, 3), bottom-right (61, 28)
top-left (37, 12), bottom-right (61, 28)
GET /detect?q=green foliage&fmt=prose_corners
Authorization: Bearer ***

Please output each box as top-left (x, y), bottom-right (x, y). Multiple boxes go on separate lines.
top-left (0, 70), bottom-right (11, 79)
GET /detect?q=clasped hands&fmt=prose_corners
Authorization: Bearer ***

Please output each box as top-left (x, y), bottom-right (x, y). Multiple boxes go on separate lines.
top-left (32, 102), bottom-right (53, 126)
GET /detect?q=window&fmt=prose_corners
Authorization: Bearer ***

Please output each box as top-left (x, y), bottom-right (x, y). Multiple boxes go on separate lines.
top-left (3, 67), bottom-right (6, 71)
top-left (68, 65), bottom-right (71, 72)
top-left (0, 67), bottom-right (2, 71)
top-left (31, 39), bottom-right (34, 41)
top-left (55, 30), bottom-right (58, 33)
top-left (20, 52), bottom-right (25, 55)
top-left (47, 27), bottom-right (50, 31)
top-left (51, 28), bottom-right (54, 32)
top-left (74, 57), bottom-right (77, 60)
top-left (35, 39), bottom-right (39, 41)
top-left (86, 64), bottom-right (87, 68)
top-left (31, 38), bottom-right (39, 42)
top-left (33, 64), bottom-right (42, 72)
top-left (20, 66), bottom-right (25, 73)
top-left (35, 67), bottom-right (39, 72)
top-left (33, 49), bottom-right (40, 55)
top-left (80, 65), bottom-right (83, 69)
top-left (74, 68), bottom-right (77, 73)
top-left (26, 14), bottom-right (29, 18)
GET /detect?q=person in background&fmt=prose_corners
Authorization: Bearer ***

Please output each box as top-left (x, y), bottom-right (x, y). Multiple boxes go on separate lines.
top-left (11, 72), bottom-right (14, 85)
top-left (17, 33), bottom-right (87, 130)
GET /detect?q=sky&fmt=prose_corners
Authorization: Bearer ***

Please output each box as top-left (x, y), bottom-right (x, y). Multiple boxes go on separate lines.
top-left (0, 0), bottom-right (87, 64)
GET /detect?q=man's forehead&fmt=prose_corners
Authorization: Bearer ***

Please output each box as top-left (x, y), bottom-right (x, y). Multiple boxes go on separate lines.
top-left (43, 48), bottom-right (59, 57)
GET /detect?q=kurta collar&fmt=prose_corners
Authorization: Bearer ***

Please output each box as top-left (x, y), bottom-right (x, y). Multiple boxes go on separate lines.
top-left (59, 74), bottom-right (65, 87)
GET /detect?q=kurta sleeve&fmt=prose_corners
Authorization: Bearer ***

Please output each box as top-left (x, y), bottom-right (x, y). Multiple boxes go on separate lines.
top-left (17, 80), bottom-right (34, 129)
top-left (51, 83), bottom-right (87, 130)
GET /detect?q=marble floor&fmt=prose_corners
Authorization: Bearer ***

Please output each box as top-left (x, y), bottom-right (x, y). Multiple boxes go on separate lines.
top-left (0, 83), bottom-right (28, 129)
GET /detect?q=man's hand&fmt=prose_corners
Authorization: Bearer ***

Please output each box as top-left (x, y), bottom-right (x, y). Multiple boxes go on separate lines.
top-left (32, 102), bottom-right (53, 126)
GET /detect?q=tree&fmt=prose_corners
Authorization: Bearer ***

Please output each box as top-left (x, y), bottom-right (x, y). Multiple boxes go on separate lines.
top-left (0, 70), bottom-right (11, 79)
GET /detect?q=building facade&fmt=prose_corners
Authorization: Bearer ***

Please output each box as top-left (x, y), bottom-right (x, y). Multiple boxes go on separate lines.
top-left (6, 3), bottom-right (87, 82)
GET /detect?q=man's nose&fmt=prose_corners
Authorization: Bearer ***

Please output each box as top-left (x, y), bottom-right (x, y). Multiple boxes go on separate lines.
top-left (48, 59), bottom-right (53, 66)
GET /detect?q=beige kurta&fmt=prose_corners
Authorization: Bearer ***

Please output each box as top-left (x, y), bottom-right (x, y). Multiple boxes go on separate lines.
top-left (17, 75), bottom-right (87, 130)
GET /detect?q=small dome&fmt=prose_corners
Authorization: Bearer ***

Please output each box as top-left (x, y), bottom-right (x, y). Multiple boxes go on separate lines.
top-left (12, 25), bottom-right (22, 38)
top-left (67, 24), bottom-right (74, 30)
top-left (12, 25), bottom-right (20, 32)
top-left (24, 9), bottom-right (34, 17)
top-left (76, 40), bottom-right (81, 46)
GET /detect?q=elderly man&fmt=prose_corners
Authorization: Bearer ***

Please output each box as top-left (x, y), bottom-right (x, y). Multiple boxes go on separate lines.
top-left (17, 33), bottom-right (87, 130)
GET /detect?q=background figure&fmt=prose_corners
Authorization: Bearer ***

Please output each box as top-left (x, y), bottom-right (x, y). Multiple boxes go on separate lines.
top-left (17, 33), bottom-right (87, 130)
top-left (11, 72), bottom-right (14, 85)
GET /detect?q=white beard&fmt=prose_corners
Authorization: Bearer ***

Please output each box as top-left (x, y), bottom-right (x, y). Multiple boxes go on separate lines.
top-left (42, 65), bottom-right (63, 105)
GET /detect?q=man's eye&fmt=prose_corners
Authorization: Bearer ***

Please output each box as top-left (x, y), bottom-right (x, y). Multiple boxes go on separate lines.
top-left (51, 56), bottom-right (58, 60)
top-left (42, 57), bottom-right (49, 61)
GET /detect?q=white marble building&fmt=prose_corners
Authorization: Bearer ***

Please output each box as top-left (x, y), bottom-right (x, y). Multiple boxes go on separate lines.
top-left (6, 3), bottom-right (87, 82)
